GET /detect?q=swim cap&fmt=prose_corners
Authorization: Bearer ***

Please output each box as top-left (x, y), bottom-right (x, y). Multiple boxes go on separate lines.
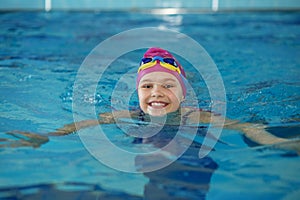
top-left (137, 47), bottom-right (187, 96)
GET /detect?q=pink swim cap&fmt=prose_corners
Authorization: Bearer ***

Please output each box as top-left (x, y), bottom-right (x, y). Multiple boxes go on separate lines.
top-left (137, 47), bottom-right (187, 96)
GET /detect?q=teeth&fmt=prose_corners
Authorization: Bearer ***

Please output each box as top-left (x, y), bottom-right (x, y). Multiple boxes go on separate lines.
top-left (150, 102), bottom-right (167, 107)
top-left (152, 102), bottom-right (165, 106)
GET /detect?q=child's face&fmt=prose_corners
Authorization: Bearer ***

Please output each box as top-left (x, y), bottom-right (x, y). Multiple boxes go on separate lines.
top-left (138, 72), bottom-right (184, 117)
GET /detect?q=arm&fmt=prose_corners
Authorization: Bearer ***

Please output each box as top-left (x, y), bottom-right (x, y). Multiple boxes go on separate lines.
top-left (1, 110), bottom-right (140, 148)
top-left (49, 110), bottom-right (135, 136)
top-left (232, 122), bottom-right (300, 154)
top-left (186, 108), bottom-right (298, 153)
top-left (0, 112), bottom-right (118, 148)
top-left (48, 119), bottom-right (102, 136)
top-left (229, 122), bottom-right (287, 145)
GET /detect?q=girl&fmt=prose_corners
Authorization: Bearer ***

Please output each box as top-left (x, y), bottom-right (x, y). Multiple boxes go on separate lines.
top-left (1, 47), bottom-right (299, 155)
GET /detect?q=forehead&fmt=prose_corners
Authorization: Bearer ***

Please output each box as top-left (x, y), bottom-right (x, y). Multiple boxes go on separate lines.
top-left (139, 72), bottom-right (179, 84)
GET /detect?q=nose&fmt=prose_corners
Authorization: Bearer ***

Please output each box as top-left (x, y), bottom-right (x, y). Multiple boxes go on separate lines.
top-left (151, 84), bottom-right (164, 97)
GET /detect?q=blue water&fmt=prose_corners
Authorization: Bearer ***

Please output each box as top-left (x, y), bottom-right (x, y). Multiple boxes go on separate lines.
top-left (0, 11), bottom-right (300, 199)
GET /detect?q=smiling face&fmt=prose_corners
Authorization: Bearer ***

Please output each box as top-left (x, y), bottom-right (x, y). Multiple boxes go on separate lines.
top-left (138, 72), bottom-right (184, 117)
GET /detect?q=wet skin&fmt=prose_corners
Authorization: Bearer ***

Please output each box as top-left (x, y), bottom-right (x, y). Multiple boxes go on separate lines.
top-left (138, 72), bottom-right (184, 117)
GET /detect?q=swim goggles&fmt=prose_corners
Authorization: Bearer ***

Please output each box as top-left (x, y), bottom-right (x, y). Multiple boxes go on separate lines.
top-left (138, 56), bottom-right (181, 74)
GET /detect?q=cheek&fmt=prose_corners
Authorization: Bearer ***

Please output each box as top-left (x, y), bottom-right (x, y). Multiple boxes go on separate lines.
top-left (138, 97), bottom-right (148, 113)
top-left (137, 90), bottom-right (144, 101)
top-left (171, 90), bottom-right (184, 103)
top-left (138, 90), bottom-right (147, 107)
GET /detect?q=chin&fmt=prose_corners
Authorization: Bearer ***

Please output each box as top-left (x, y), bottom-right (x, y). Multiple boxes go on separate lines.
top-left (149, 112), bottom-right (167, 117)
top-left (147, 107), bottom-right (168, 117)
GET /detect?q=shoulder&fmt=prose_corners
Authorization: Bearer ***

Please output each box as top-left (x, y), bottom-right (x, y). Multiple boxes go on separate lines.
top-left (181, 107), bottom-right (221, 124)
top-left (98, 109), bottom-right (142, 121)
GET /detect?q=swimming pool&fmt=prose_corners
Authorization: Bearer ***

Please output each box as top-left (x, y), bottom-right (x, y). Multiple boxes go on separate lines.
top-left (0, 11), bottom-right (299, 199)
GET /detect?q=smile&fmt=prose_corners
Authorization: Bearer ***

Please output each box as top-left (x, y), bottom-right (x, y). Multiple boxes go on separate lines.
top-left (148, 101), bottom-right (169, 109)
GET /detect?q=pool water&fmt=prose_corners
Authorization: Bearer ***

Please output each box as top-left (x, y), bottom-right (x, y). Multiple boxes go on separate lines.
top-left (0, 11), bottom-right (300, 199)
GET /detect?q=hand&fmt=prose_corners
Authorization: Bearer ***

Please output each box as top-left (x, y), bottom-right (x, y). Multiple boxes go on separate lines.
top-left (0, 130), bottom-right (49, 148)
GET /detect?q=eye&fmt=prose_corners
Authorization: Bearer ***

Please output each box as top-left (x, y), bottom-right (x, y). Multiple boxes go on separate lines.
top-left (163, 84), bottom-right (174, 89)
top-left (141, 84), bottom-right (152, 89)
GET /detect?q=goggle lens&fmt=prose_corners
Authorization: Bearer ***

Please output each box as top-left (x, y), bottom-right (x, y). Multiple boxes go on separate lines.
top-left (140, 56), bottom-right (178, 68)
